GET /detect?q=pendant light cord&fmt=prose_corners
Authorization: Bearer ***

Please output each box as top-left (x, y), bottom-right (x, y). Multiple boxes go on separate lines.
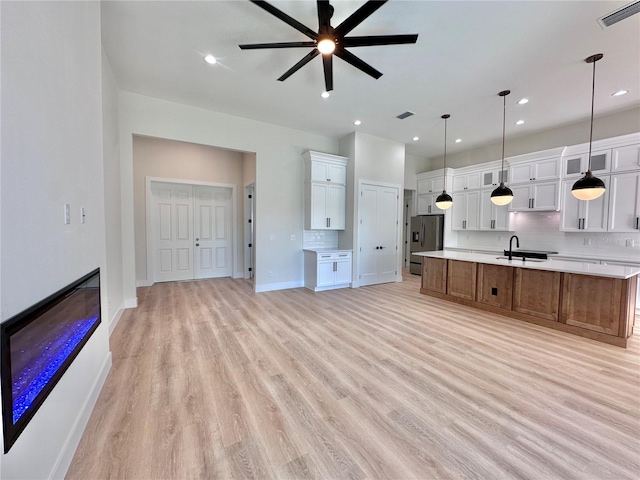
top-left (587, 57), bottom-right (596, 173)
top-left (501, 93), bottom-right (506, 184)
top-left (443, 116), bottom-right (447, 185)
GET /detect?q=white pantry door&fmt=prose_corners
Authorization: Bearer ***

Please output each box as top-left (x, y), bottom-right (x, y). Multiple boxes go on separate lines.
top-left (194, 186), bottom-right (232, 279)
top-left (358, 183), bottom-right (399, 286)
top-left (151, 182), bottom-right (194, 282)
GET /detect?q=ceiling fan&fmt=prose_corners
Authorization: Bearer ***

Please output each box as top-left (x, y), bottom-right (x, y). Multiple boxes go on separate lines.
top-left (239, 0), bottom-right (418, 92)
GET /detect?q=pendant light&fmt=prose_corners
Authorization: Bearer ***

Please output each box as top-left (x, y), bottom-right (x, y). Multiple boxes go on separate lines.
top-left (572, 54), bottom-right (606, 201)
top-left (491, 90), bottom-right (514, 206)
top-left (435, 114), bottom-right (453, 210)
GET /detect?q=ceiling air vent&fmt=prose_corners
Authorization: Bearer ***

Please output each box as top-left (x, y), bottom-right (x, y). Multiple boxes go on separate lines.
top-left (396, 111), bottom-right (415, 120)
top-left (598, 0), bottom-right (640, 28)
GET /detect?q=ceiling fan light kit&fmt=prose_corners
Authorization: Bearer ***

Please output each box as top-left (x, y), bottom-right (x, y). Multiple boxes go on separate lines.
top-left (491, 90), bottom-right (514, 206)
top-left (239, 0), bottom-right (418, 92)
top-left (436, 114), bottom-right (453, 210)
top-left (572, 53), bottom-right (606, 201)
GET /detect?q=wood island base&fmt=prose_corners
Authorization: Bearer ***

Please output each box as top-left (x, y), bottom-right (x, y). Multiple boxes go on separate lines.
top-left (420, 257), bottom-right (637, 348)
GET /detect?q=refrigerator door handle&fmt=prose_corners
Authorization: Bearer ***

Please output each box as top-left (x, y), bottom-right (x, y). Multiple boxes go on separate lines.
top-left (420, 223), bottom-right (425, 248)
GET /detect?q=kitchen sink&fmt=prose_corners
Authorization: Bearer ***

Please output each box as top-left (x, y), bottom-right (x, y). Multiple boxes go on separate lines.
top-left (496, 256), bottom-right (548, 263)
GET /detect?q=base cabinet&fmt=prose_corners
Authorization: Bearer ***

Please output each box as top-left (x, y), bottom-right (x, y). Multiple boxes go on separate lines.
top-left (447, 260), bottom-right (477, 300)
top-left (304, 250), bottom-right (352, 291)
top-left (476, 264), bottom-right (513, 310)
top-left (422, 257), bottom-right (447, 293)
top-left (513, 268), bottom-right (561, 321)
top-left (561, 273), bottom-right (634, 336)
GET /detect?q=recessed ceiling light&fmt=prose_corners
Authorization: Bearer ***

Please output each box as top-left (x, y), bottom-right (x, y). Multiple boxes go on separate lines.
top-left (515, 120), bottom-right (525, 125)
top-left (412, 136), bottom-right (419, 141)
top-left (517, 98), bottom-right (529, 105)
top-left (612, 90), bottom-right (628, 96)
top-left (204, 54), bottom-right (217, 65)
top-left (455, 138), bottom-right (462, 143)
top-left (321, 91), bottom-right (330, 99)
top-left (353, 120), bottom-right (362, 126)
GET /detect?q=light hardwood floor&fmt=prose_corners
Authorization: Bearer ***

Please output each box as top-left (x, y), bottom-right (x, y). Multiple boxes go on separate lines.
top-left (67, 272), bottom-right (640, 480)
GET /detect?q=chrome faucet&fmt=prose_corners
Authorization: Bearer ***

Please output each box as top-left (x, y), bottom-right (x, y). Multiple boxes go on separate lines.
top-left (508, 235), bottom-right (520, 261)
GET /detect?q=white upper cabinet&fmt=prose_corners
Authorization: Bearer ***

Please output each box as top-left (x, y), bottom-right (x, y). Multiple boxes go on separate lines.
top-left (417, 176), bottom-right (445, 195)
top-left (303, 151), bottom-right (347, 185)
top-left (562, 150), bottom-right (610, 178)
top-left (510, 157), bottom-right (560, 184)
top-left (560, 177), bottom-right (610, 232)
top-left (452, 171), bottom-right (482, 192)
top-left (509, 181), bottom-right (560, 212)
top-left (607, 171), bottom-right (640, 232)
top-left (304, 151), bottom-right (347, 230)
top-left (479, 190), bottom-right (512, 231)
top-left (611, 144), bottom-right (640, 173)
top-left (480, 168), bottom-right (509, 188)
top-left (451, 190), bottom-right (480, 230)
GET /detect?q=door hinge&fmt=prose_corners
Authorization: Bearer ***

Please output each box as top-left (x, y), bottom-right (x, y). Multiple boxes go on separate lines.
top-left (360, 191), bottom-right (363, 196)
top-left (397, 195), bottom-right (399, 199)
top-left (248, 194), bottom-right (252, 199)
top-left (359, 274), bottom-right (362, 279)
top-left (248, 267), bottom-right (253, 272)
top-left (248, 243), bottom-right (252, 248)
top-left (248, 219), bottom-right (252, 223)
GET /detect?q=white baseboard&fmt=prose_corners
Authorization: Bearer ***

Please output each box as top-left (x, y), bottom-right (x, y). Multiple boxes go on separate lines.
top-left (136, 279), bottom-right (153, 287)
top-left (124, 297), bottom-right (138, 309)
top-left (108, 304), bottom-right (125, 336)
top-left (255, 280), bottom-right (304, 293)
top-left (50, 351), bottom-right (112, 480)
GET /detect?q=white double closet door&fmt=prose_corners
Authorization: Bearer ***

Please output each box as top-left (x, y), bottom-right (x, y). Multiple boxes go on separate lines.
top-left (359, 183), bottom-right (399, 286)
top-left (151, 182), bottom-right (232, 283)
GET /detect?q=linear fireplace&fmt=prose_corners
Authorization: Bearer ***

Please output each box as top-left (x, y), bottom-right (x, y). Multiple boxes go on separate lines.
top-left (1, 268), bottom-right (101, 453)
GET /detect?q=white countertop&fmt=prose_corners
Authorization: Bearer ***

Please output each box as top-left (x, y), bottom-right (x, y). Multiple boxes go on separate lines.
top-left (303, 248), bottom-right (353, 253)
top-left (415, 250), bottom-right (640, 279)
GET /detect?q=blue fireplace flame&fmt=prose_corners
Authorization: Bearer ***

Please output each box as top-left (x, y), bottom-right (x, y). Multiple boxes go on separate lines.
top-left (11, 315), bottom-right (99, 424)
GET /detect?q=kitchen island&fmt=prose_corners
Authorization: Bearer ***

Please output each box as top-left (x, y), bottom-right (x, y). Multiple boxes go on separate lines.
top-left (414, 250), bottom-right (640, 347)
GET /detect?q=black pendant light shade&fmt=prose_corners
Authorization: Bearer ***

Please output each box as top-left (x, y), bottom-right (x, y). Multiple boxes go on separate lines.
top-left (491, 90), bottom-right (514, 206)
top-left (435, 114), bottom-right (453, 210)
top-left (572, 53), bottom-right (606, 201)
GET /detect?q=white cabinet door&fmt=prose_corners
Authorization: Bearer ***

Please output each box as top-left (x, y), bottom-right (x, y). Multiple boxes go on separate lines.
top-left (317, 259), bottom-right (336, 287)
top-left (327, 184), bottom-right (345, 229)
top-left (531, 181), bottom-right (559, 210)
top-left (560, 177), bottom-right (609, 231)
top-left (479, 190), bottom-right (512, 231)
top-left (453, 172), bottom-right (482, 192)
top-left (481, 168), bottom-right (508, 188)
top-left (306, 183), bottom-right (345, 230)
top-left (417, 178), bottom-right (430, 195)
top-left (611, 144), bottom-right (640, 173)
top-left (608, 172), bottom-right (640, 232)
top-left (417, 194), bottom-right (430, 215)
top-left (310, 161), bottom-right (346, 184)
top-left (335, 258), bottom-right (352, 284)
top-left (509, 181), bottom-right (559, 211)
top-left (493, 205), bottom-right (511, 230)
top-left (465, 190), bottom-right (480, 230)
top-left (560, 179), bottom-right (582, 231)
top-left (309, 183), bottom-right (329, 229)
top-left (533, 157), bottom-right (560, 181)
top-left (509, 185), bottom-right (532, 211)
top-left (562, 149), bottom-right (610, 177)
top-left (510, 164), bottom-right (534, 185)
top-left (451, 192), bottom-right (466, 230)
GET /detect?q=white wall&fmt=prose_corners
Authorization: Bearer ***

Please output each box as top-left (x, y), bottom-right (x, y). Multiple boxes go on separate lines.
top-left (102, 47), bottom-right (125, 333)
top-left (118, 92), bottom-right (338, 298)
top-left (0, 2), bottom-right (111, 478)
top-left (132, 135), bottom-right (246, 282)
top-left (339, 132), bottom-right (405, 285)
top-left (404, 153), bottom-right (430, 191)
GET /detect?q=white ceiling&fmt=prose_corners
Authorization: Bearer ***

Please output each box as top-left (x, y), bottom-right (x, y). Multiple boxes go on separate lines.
top-left (101, 0), bottom-right (640, 159)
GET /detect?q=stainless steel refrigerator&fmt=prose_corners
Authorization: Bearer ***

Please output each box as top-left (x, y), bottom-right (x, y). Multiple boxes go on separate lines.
top-left (410, 215), bottom-right (444, 275)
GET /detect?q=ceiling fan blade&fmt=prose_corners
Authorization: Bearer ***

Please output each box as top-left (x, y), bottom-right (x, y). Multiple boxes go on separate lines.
top-left (334, 0), bottom-right (387, 37)
top-left (334, 48), bottom-right (382, 79)
top-left (342, 34), bottom-right (418, 47)
top-left (322, 54), bottom-right (333, 91)
top-left (250, 0), bottom-right (318, 39)
top-left (278, 50), bottom-right (320, 81)
top-left (317, 0), bottom-right (333, 34)
top-left (239, 41), bottom-right (316, 50)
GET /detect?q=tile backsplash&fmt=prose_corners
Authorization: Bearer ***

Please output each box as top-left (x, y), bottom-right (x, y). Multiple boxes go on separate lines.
top-left (454, 211), bottom-right (640, 260)
top-left (303, 230), bottom-right (339, 249)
